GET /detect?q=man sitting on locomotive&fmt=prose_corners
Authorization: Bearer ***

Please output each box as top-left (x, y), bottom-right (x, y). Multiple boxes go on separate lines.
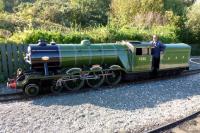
top-left (151, 35), bottom-right (165, 73)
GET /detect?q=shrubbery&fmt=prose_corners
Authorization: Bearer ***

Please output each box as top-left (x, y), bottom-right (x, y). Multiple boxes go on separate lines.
top-left (7, 25), bottom-right (179, 44)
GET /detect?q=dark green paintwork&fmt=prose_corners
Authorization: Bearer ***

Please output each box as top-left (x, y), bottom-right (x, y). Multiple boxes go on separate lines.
top-left (57, 41), bottom-right (191, 73)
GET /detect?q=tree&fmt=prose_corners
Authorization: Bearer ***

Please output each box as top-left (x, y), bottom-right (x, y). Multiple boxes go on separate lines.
top-left (69, 0), bottom-right (111, 27)
top-left (0, 0), bottom-right (5, 12)
top-left (164, 0), bottom-right (186, 16)
top-left (110, 0), bottom-right (164, 27)
top-left (109, 0), bottom-right (189, 27)
top-left (187, 1), bottom-right (200, 42)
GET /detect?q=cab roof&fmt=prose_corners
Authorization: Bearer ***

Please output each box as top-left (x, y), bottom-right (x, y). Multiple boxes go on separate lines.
top-left (121, 41), bottom-right (191, 49)
top-left (121, 41), bottom-right (152, 48)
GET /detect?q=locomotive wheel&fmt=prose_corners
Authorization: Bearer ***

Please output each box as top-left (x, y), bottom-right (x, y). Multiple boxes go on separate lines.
top-left (64, 78), bottom-right (84, 91)
top-left (24, 84), bottom-right (39, 97)
top-left (87, 71), bottom-right (105, 89)
top-left (106, 70), bottom-right (122, 86)
top-left (50, 86), bottom-right (63, 94)
top-left (50, 80), bottom-right (63, 94)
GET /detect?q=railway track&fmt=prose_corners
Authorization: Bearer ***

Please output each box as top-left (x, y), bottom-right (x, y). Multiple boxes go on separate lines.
top-left (0, 92), bottom-right (26, 103)
top-left (147, 111), bottom-right (200, 133)
top-left (1, 68), bottom-right (200, 103)
top-left (190, 58), bottom-right (200, 65)
top-left (182, 68), bottom-right (200, 75)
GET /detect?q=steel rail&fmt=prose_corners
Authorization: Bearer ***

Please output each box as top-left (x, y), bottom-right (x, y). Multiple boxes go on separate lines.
top-left (0, 92), bottom-right (25, 102)
top-left (0, 92), bottom-right (22, 97)
top-left (147, 111), bottom-right (200, 133)
top-left (190, 58), bottom-right (200, 65)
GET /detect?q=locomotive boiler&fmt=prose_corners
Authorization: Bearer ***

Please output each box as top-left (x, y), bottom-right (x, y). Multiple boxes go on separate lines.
top-left (26, 40), bottom-right (129, 70)
top-left (7, 40), bottom-right (191, 96)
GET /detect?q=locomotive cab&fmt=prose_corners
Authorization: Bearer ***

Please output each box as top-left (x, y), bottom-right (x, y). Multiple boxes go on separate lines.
top-left (122, 41), bottom-right (191, 73)
top-left (122, 41), bottom-right (153, 72)
top-left (132, 42), bottom-right (153, 72)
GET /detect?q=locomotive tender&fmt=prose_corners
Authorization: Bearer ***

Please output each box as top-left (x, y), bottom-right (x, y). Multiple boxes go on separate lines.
top-left (7, 40), bottom-right (191, 96)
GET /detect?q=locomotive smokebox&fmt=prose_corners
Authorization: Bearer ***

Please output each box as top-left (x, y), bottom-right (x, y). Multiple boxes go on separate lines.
top-left (25, 43), bottom-right (60, 69)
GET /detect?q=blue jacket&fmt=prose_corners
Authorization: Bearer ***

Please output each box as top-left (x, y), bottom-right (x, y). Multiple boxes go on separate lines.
top-left (151, 41), bottom-right (165, 58)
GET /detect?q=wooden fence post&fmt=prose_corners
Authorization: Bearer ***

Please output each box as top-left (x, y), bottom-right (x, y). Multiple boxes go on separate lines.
top-left (6, 44), bottom-right (13, 77)
top-left (12, 45), bottom-right (18, 72)
top-left (0, 45), bottom-right (4, 81)
top-left (0, 44), bottom-right (8, 79)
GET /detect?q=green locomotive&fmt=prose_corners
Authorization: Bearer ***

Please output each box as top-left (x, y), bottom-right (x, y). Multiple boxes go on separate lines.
top-left (7, 40), bottom-right (191, 96)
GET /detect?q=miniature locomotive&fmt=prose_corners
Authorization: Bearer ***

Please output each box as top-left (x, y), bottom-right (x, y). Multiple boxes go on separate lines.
top-left (7, 40), bottom-right (191, 96)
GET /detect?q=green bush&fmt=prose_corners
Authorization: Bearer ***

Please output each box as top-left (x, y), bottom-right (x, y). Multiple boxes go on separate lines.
top-left (8, 25), bottom-right (179, 44)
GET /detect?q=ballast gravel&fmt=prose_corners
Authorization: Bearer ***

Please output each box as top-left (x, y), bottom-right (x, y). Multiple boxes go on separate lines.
top-left (0, 73), bottom-right (200, 133)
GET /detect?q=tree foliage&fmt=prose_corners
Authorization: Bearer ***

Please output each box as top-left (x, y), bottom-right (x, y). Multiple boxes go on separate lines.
top-left (0, 0), bottom-right (199, 44)
top-left (164, 0), bottom-right (186, 15)
top-left (187, 1), bottom-right (200, 42)
top-left (69, 0), bottom-right (111, 27)
top-left (110, 0), bottom-right (188, 27)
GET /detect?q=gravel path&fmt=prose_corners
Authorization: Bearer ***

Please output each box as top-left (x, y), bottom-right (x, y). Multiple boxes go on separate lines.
top-left (0, 73), bottom-right (200, 133)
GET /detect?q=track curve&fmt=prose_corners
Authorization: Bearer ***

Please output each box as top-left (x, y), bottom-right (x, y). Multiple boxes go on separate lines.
top-left (190, 58), bottom-right (200, 65)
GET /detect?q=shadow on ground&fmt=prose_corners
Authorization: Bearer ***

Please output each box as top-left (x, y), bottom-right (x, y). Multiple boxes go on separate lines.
top-left (32, 73), bottom-right (200, 111)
